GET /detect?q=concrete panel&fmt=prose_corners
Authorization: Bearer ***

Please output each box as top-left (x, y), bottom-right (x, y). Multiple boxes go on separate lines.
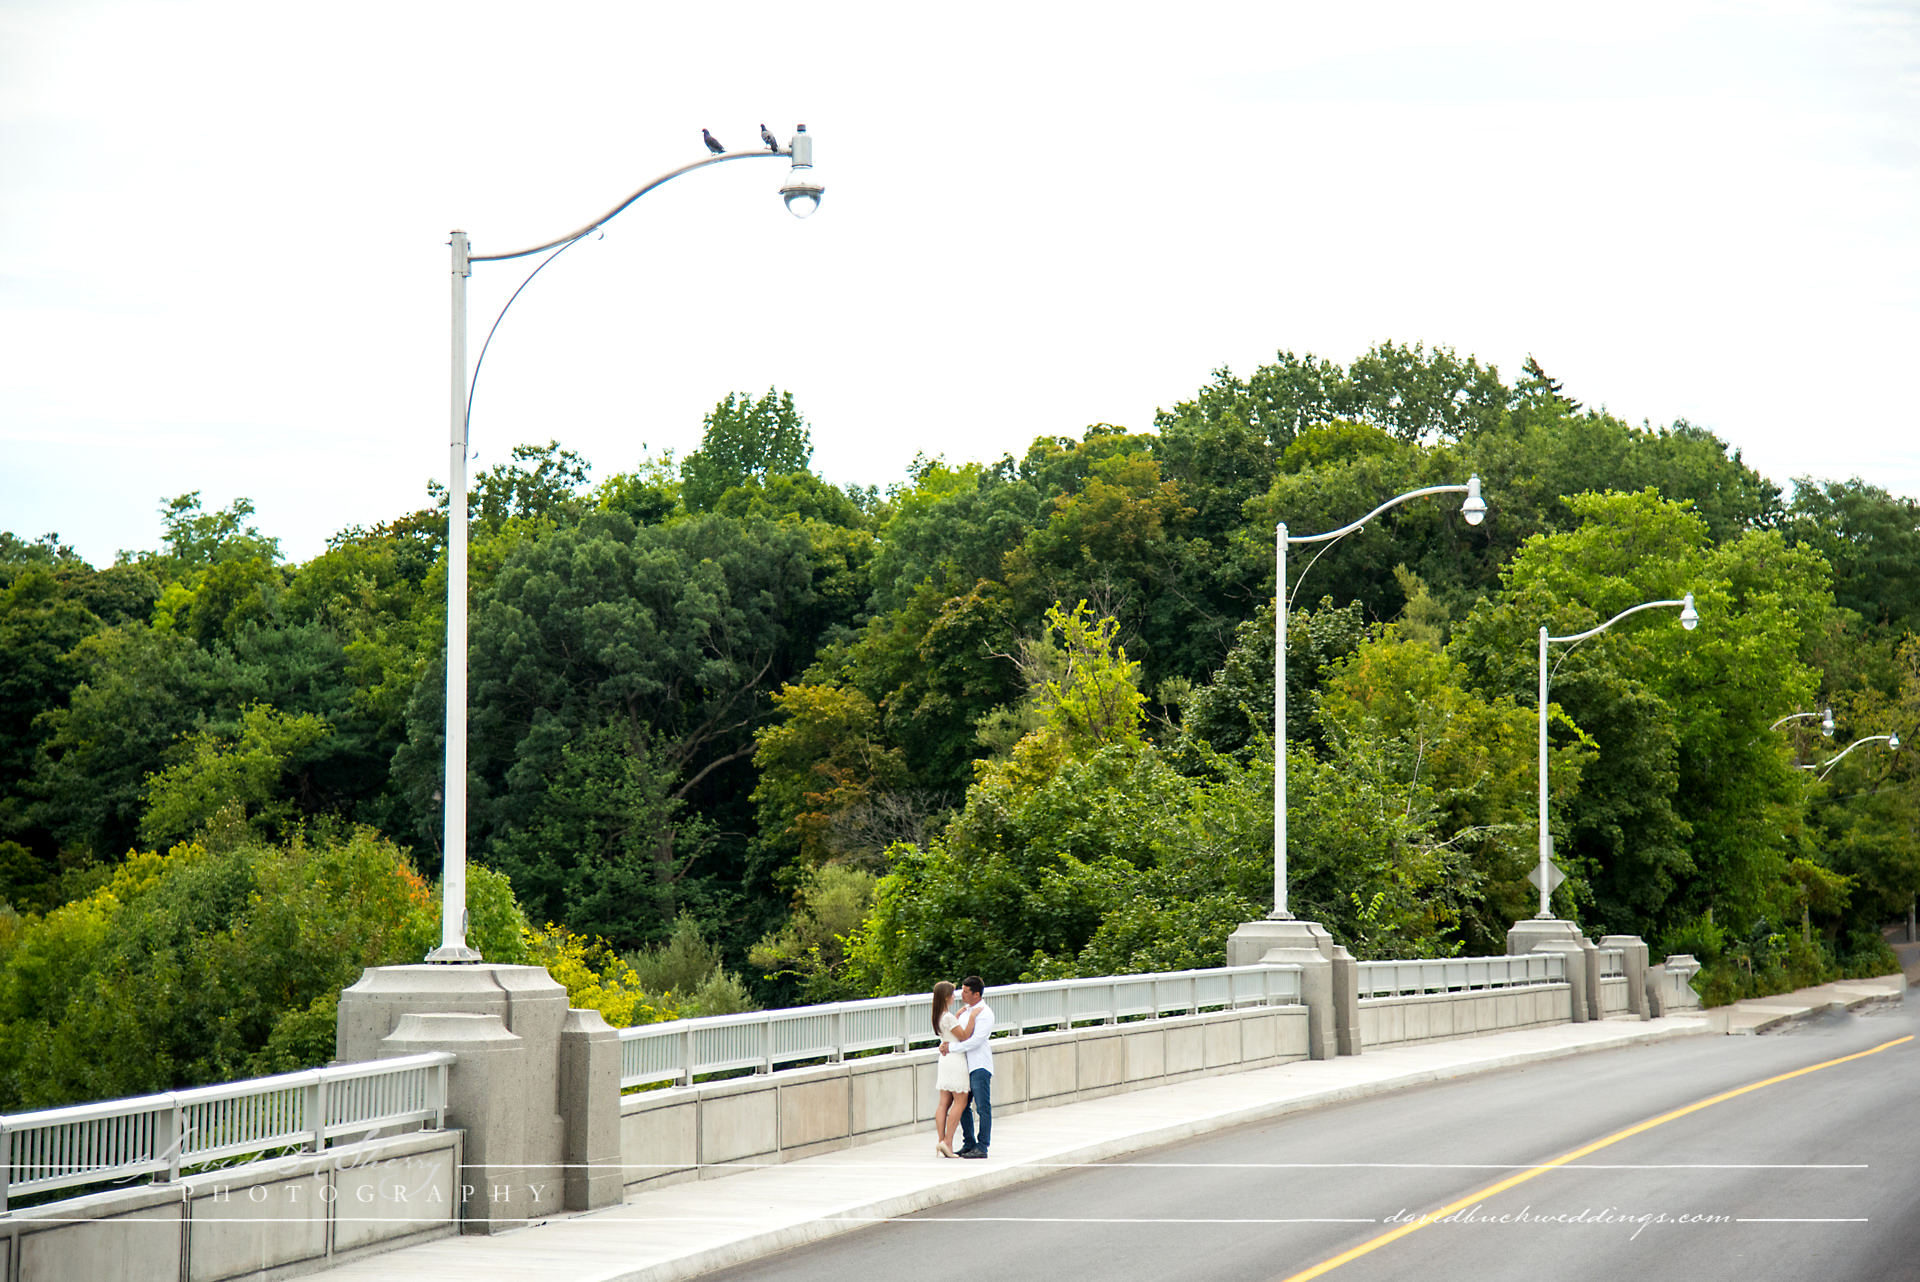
top-left (333, 1142), bottom-right (456, 1253)
top-left (1166, 1024), bottom-right (1204, 1075)
top-left (187, 1174), bottom-right (328, 1282)
top-left (912, 1058), bottom-right (940, 1121)
top-left (1123, 1027), bottom-right (1165, 1081)
top-left (852, 1063), bottom-right (916, 1135)
top-left (702, 1087), bottom-right (779, 1166)
top-left (22, 1204), bottom-right (183, 1282)
top-left (1276, 1008), bottom-right (1309, 1058)
top-left (992, 1046), bottom-right (1027, 1106)
top-left (1028, 1042), bottom-right (1078, 1100)
top-left (621, 1099), bottom-right (697, 1184)
top-left (779, 1077), bottom-right (850, 1150)
top-left (1242, 1014), bottom-right (1277, 1063)
top-left (1496, 991), bottom-right (1519, 1028)
top-left (1078, 1033), bottom-right (1123, 1090)
top-left (1202, 1019), bottom-right (1240, 1069)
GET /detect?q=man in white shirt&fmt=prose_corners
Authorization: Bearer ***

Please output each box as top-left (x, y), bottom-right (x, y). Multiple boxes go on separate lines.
top-left (942, 975), bottom-right (995, 1158)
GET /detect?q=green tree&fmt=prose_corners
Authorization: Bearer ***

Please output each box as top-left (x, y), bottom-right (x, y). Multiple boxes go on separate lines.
top-left (680, 389), bottom-right (812, 512)
top-left (1452, 489), bottom-right (1830, 939)
top-left (1783, 477), bottom-right (1920, 634)
top-left (139, 704), bottom-right (331, 847)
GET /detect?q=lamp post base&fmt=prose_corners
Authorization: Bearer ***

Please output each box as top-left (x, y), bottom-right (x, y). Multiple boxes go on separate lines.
top-left (426, 943), bottom-right (485, 964)
top-left (1226, 918), bottom-right (1358, 1059)
top-left (1506, 917), bottom-right (1597, 1022)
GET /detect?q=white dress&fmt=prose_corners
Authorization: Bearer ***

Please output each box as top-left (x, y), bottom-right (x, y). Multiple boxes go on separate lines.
top-left (936, 1009), bottom-right (971, 1093)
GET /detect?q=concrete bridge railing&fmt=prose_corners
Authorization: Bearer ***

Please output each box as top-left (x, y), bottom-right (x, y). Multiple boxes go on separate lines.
top-left (618, 964), bottom-right (1305, 1087)
top-left (0, 1052), bottom-right (453, 1213)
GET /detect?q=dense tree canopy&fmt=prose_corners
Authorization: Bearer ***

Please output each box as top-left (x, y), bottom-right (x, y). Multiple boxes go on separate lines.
top-left (4, 348), bottom-right (1914, 1110)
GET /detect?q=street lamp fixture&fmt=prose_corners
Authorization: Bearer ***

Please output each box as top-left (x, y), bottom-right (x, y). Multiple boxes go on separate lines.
top-left (1770, 707), bottom-right (1835, 736)
top-left (1269, 476), bottom-right (1486, 918)
top-left (779, 125), bottom-right (824, 218)
top-left (429, 126), bottom-right (821, 964)
top-left (1534, 592), bottom-right (1698, 920)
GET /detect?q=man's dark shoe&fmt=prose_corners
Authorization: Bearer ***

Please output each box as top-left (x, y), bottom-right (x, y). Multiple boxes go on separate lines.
top-left (955, 1145), bottom-right (979, 1157)
top-left (960, 1148), bottom-right (988, 1159)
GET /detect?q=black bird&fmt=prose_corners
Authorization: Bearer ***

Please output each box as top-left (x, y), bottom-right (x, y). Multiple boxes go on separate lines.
top-left (760, 123), bottom-right (779, 153)
top-left (702, 128), bottom-right (725, 155)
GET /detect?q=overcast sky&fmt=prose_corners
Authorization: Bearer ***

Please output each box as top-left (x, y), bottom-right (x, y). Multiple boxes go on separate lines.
top-left (3, 0), bottom-right (1916, 565)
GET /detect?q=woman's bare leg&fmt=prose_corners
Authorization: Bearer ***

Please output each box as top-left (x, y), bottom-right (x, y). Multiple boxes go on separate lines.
top-left (936, 1091), bottom-right (955, 1152)
top-left (942, 1092), bottom-right (970, 1150)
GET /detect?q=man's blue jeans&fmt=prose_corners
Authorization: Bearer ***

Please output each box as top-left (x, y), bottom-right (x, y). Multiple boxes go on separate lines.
top-left (959, 1067), bottom-right (992, 1152)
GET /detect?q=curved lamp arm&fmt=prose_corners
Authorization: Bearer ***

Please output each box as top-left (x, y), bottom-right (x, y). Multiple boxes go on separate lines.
top-left (1772, 707), bottom-right (1835, 735)
top-left (472, 149), bottom-right (791, 262)
top-left (1805, 733), bottom-right (1901, 780)
top-left (1286, 480), bottom-right (1477, 546)
top-left (1548, 595), bottom-right (1696, 645)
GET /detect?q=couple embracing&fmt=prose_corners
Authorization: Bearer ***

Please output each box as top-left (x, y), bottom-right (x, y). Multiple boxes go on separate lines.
top-left (930, 976), bottom-right (994, 1159)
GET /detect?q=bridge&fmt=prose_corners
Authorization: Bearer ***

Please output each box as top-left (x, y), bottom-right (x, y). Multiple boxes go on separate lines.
top-left (0, 927), bottom-right (1907, 1282)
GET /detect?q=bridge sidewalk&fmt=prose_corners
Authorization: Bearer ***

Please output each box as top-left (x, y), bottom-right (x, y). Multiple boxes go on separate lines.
top-left (310, 1015), bottom-right (1714, 1282)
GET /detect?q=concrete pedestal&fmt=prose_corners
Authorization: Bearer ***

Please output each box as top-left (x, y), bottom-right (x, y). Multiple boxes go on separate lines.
top-left (1507, 919), bottom-right (1596, 1022)
top-left (1227, 919), bottom-right (1344, 1059)
top-left (1600, 934), bottom-right (1651, 1020)
top-left (337, 964), bottom-right (623, 1231)
top-left (559, 1008), bottom-right (623, 1211)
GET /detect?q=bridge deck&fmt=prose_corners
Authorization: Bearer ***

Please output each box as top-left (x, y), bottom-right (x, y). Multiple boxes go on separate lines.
top-left (306, 1014), bottom-right (1733, 1282)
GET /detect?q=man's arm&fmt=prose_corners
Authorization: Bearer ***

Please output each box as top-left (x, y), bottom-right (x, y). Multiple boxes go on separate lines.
top-left (949, 1003), bottom-right (994, 1053)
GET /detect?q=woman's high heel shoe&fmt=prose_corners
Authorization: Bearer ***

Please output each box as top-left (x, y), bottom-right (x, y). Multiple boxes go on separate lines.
top-left (938, 1140), bottom-right (954, 1158)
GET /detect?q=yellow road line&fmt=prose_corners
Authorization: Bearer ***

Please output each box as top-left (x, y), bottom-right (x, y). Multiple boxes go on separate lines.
top-left (1276, 1033), bottom-right (1913, 1282)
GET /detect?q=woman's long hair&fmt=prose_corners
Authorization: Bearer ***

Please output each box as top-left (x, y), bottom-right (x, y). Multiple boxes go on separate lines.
top-left (931, 981), bottom-right (955, 1037)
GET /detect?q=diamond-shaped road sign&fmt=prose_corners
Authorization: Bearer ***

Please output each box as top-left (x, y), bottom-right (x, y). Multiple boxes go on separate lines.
top-left (1528, 861), bottom-right (1567, 894)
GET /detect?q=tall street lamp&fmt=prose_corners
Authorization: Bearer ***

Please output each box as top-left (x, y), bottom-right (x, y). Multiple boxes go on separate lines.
top-left (1531, 592), bottom-right (1698, 921)
top-left (1228, 474), bottom-right (1485, 1060)
top-left (1269, 476), bottom-right (1486, 918)
top-left (429, 128), bottom-right (823, 963)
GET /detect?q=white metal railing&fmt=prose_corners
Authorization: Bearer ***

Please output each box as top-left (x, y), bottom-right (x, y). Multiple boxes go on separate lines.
top-left (617, 963), bottom-right (1305, 1089)
top-left (1597, 947), bottom-right (1625, 978)
top-left (1356, 953), bottom-right (1566, 1000)
top-left (0, 1052), bottom-right (453, 1212)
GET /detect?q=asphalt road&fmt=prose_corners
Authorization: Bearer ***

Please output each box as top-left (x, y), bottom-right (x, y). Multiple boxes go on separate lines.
top-left (703, 1002), bottom-right (1920, 1282)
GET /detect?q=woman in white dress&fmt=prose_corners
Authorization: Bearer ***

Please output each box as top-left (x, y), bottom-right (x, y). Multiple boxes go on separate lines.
top-left (932, 981), bottom-right (979, 1158)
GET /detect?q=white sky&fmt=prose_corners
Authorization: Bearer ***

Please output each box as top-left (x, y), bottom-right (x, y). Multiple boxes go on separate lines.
top-left (2, 0), bottom-right (1916, 565)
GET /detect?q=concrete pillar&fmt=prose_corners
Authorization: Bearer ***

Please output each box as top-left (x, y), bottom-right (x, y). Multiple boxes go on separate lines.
top-left (1646, 953), bottom-right (1703, 1015)
top-left (338, 965), bottom-right (573, 1234)
top-left (559, 1008), bottom-right (623, 1212)
top-left (1329, 945), bottom-right (1362, 1057)
top-left (380, 1013), bottom-right (537, 1233)
top-left (1507, 919), bottom-right (1591, 1023)
top-left (1601, 934), bottom-right (1650, 1020)
top-left (1227, 919), bottom-right (1337, 1059)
